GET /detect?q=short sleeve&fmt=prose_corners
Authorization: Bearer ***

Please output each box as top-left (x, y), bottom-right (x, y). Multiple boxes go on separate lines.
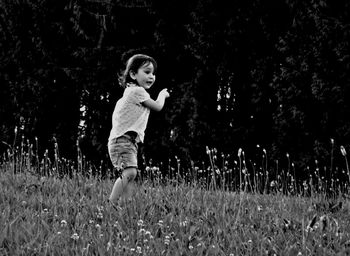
top-left (132, 87), bottom-right (150, 103)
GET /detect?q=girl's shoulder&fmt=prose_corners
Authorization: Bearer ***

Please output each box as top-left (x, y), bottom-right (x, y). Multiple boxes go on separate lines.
top-left (125, 85), bottom-right (150, 102)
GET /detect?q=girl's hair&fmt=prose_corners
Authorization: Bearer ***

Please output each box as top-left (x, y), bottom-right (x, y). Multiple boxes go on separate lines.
top-left (119, 54), bottom-right (157, 87)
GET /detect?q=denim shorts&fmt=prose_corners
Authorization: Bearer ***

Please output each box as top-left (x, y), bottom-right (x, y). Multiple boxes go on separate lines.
top-left (108, 135), bottom-right (138, 170)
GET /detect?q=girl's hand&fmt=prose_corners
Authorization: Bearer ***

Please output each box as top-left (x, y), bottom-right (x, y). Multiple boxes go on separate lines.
top-left (160, 88), bottom-right (170, 98)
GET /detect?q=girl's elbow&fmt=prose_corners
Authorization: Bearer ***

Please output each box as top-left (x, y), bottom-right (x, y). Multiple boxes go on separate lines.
top-left (154, 106), bottom-right (163, 112)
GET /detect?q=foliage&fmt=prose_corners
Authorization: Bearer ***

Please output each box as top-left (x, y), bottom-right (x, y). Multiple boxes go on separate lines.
top-left (0, 0), bottom-right (350, 171)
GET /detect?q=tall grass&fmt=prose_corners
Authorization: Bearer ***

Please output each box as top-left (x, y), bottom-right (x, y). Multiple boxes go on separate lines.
top-left (1, 134), bottom-right (350, 255)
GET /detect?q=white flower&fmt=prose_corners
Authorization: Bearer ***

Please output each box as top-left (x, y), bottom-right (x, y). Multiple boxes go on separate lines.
top-left (60, 220), bottom-right (67, 227)
top-left (107, 241), bottom-right (112, 251)
top-left (71, 233), bottom-right (79, 240)
top-left (340, 146), bottom-right (347, 156)
top-left (238, 148), bottom-right (242, 157)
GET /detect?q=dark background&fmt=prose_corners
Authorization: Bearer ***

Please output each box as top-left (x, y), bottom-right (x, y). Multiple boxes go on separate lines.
top-left (1, 0), bottom-right (349, 176)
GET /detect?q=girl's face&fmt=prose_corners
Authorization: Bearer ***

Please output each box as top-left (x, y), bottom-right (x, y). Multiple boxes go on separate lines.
top-left (130, 62), bottom-right (156, 90)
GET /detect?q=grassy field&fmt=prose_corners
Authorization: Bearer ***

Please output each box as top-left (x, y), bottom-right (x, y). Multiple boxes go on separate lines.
top-left (1, 167), bottom-right (350, 256)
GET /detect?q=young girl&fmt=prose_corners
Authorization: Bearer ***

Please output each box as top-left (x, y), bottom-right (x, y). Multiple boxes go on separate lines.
top-left (108, 54), bottom-right (170, 208)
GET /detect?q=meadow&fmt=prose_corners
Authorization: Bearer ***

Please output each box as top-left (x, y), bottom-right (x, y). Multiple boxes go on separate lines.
top-left (1, 138), bottom-right (350, 255)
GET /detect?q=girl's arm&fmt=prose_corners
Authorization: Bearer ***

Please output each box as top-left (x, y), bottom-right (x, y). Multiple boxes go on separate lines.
top-left (142, 88), bottom-right (170, 112)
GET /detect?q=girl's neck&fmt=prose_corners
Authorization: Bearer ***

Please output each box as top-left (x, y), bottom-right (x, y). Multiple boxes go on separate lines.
top-left (127, 82), bottom-right (139, 87)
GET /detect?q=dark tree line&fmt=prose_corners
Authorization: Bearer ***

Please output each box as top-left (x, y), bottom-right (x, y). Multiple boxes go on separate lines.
top-left (1, 0), bottom-right (349, 175)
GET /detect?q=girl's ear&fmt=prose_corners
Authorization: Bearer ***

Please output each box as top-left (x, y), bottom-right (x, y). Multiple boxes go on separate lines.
top-left (129, 71), bottom-right (136, 80)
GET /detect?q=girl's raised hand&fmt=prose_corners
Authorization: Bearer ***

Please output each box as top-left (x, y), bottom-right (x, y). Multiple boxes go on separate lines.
top-left (160, 88), bottom-right (170, 98)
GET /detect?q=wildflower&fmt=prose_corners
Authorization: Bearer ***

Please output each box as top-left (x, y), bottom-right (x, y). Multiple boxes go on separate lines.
top-left (137, 219), bottom-right (144, 227)
top-left (107, 241), bottom-right (112, 251)
top-left (331, 138), bottom-right (334, 145)
top-left (137, 246), bottom-right (142, 254)
top-left (60, 220), bottom-right (67, 227)
top-left (97, 212), bottom-right (103, 220)
top-left (164, 236), bottom-right (170, 245)
top-left (57, 231), bottom-right (61, 235)
top-left (180, 220), bottom-right (188, 227)
top-left (113, 221), bottom-right (119, 228)
top-left (188, 244), bottom-right (193, 250)
top-left (206, 146), bottom-right (210, 155)
top-left (257, 205), bottom-right (263, 212)
top-left (157, 220), bottom-right (164, 226)
top-left (71, 233), bottom-right (79, 241)
top-left (340, 146), bottom-right (347, 156)
top-left (238, 148), bottom-right (242, 157)
top-left (139, 228), bottom-right (146, 234)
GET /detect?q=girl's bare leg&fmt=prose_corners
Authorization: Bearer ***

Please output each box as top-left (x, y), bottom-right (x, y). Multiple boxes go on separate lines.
top-left (109, 167), bottom-right (137, 205)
